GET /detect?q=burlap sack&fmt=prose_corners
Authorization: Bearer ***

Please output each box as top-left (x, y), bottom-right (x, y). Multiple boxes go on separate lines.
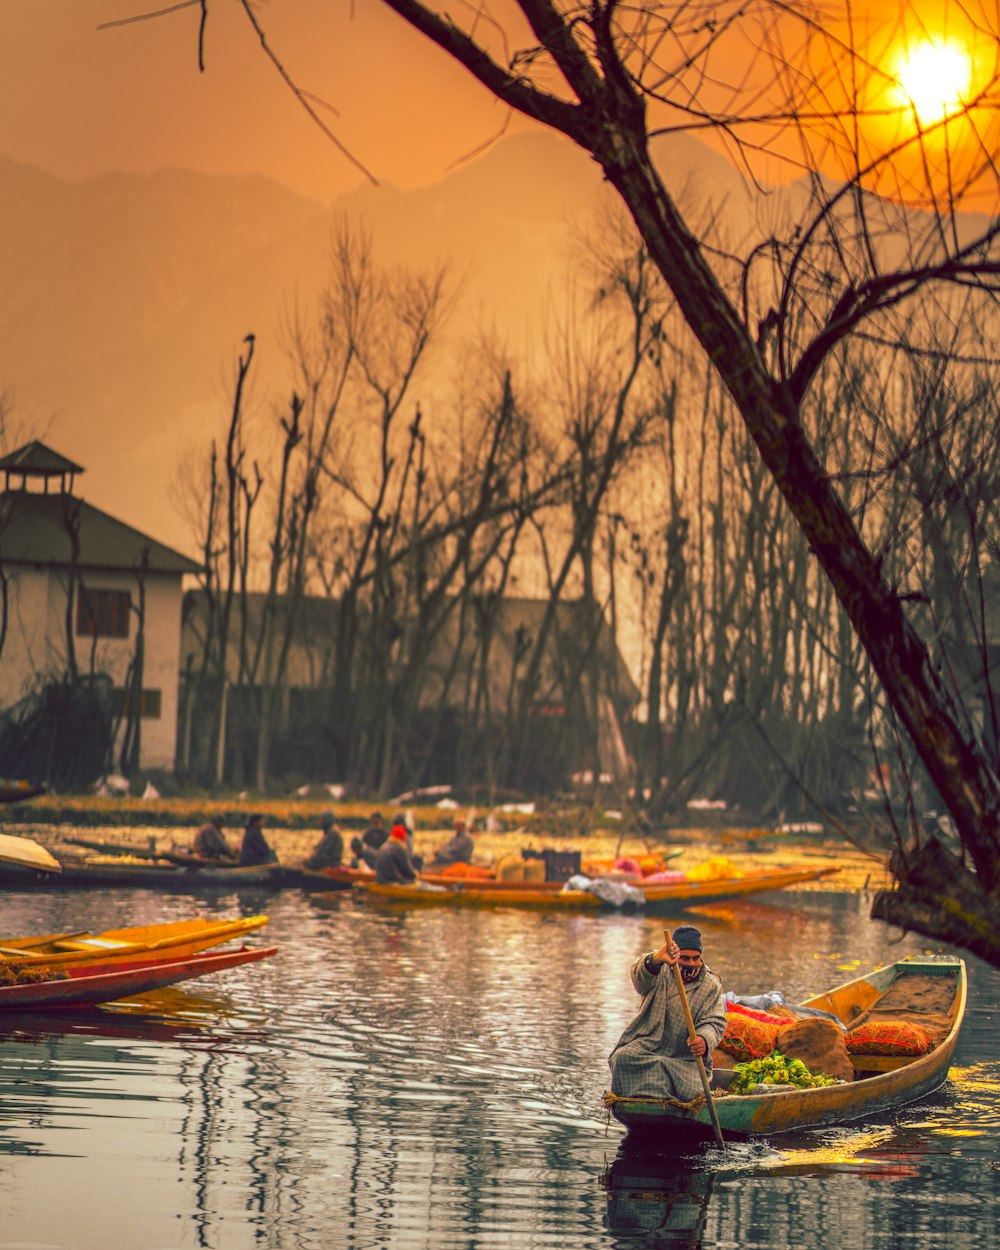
top-left (777, 1017), bottom-right (854, 1083)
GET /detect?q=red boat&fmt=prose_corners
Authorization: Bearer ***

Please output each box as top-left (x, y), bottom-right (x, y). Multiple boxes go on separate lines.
top-left (0, 945), bottom-right (277, 1009)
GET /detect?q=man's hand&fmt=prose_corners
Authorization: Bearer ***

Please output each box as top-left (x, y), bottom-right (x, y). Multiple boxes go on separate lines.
top-left (687, 1034), bottom-right (707, 1057)
top-left (651, 932), bottom-right (680, 967)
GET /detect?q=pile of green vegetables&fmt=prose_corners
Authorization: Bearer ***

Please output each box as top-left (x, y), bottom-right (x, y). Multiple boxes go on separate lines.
top-left (728, 1051), bottom-right (838, 1094)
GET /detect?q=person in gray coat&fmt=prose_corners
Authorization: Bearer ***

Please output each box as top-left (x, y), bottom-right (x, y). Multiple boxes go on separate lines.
top-left (374, 823), bottom-right (418, 884)
top-left (608, 925), bottom-right (727, 1102)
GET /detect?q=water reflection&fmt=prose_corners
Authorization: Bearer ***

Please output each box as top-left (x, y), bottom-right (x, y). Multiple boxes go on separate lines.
top-left (601, 1143), bottom-right (715, 1246)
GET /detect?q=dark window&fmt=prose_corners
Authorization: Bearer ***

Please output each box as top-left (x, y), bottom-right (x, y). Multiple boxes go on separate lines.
top-left (77, 588), bottom-right (131, 639)
top-left (111, 688), bottom-right (162, 720)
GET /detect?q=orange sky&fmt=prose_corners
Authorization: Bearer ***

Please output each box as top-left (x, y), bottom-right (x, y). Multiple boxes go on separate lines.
top-left (4, 1), bottom-right (994, 206)
top-left (0, 0), bottom-right (531, 202)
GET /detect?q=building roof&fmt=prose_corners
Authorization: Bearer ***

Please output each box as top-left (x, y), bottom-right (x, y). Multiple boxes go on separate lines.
top-left (0, 490), bottom-right (201, 576)
top-left (0, 440), bottom-right (84, 477)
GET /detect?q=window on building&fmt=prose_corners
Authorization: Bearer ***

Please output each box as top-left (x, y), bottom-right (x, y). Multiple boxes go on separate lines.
top-left (111, 688), bottom-right (162, 720)
top-left (77, 588), bottom-right (131, 638)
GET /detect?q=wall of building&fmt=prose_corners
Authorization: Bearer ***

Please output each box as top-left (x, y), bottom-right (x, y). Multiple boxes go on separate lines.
top-left (0, 566), bottom-right (184, 772)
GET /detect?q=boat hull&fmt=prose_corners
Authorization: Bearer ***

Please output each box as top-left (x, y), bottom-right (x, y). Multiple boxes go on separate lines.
top-left (0, 945), bottom-right (277, 1010)
top-left (0, 861), bottom-right (339, 892)
top-left (355, 881), bottom-right (606, 909)
top-left (607, 956), bottom-right (966, 1138)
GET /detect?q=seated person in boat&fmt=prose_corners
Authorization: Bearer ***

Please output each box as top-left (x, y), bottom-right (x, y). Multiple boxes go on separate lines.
top-left (193, 815), bottom-right (236, 861)
top-left (429, 814), bottom-right (475, 868)
top-left (608, 925), bottom-right (727, 1103)
top-left (239, 813), bottom-right (278, 867)
top-left (374, 823), bottom-right (419, 884)
top-left (304, 810), bottom-right (344, 871)
top-left (350, 811), bottom-right (389, 869)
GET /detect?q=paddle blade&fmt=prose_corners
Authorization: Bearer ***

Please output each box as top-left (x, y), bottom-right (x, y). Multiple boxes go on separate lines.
top-left (0, 833), bottom-right (62, 873)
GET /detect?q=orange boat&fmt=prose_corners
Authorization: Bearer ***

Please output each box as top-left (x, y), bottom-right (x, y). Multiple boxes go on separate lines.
top-left (0, 945), bottom-right (278, 1010)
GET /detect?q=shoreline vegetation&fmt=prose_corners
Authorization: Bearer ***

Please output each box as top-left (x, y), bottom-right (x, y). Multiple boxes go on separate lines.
top-left (1, 794), bottom-right (893, 893)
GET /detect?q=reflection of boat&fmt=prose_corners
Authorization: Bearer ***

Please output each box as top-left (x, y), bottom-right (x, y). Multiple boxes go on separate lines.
top-left (600, 1142), bottom-right (714, 1245)
top-left (605, 956), bottom-right (966, 1138)
top-left (0, 915), bottom-right (270, 967)
top-left (0, 858), bottom-right (340, 892)
top-left (352, 867), bottom-right (839, 911)
top-left (0, 945), bottom-right (277, 1010)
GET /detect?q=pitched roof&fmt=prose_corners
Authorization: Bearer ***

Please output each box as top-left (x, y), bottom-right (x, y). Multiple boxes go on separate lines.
top-left (0, 490), bottom-right (201, 576)
top-left (0, 440), bottom-right (84, 476)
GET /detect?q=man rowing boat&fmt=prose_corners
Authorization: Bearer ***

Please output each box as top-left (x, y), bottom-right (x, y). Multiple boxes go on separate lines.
top-left (608, 924), bottom-right (727, 1102)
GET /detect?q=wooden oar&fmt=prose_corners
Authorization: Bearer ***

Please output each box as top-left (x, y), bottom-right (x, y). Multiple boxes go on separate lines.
top-left (664, 926), bottom-right (725, 1150)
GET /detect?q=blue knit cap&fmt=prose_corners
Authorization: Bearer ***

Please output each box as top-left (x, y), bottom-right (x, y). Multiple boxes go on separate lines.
top-left (672, 925), bottom-right (702, 952)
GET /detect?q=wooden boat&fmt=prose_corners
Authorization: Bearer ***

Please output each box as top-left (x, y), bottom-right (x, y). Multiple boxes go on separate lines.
top-left (0, 944), bottom-right (278, 1010)
top-left (352, 866), bottom-right (839, 911)
top-left (605, 955), bottom-right (966, 1138)
top-left (0, 779), bottom-right (46, 804)
top-left (639, 866), bottom-right (840, 910)
top-left (355, 881), bottom-right (607, 909)
top-left (0, 832), bottom-right (61, 874)
top-left (0, 858), bottom-right (341, 892)
top-left (0, 915), bottom-right (270, 967)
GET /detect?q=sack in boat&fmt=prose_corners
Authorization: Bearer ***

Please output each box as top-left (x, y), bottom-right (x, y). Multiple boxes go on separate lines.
top-left (495, 854), bottom-right (525, 882)
top-left (846, 1019), bottom-right (933, 1056)
top-left (719, 1013), bottom-right (781, 1061)
top-left (522, 857), bottom-right (546, 883)
top-left (438, 862), bottom-right (492, 879)
top-left (776, 1016), bottom-right (855, 1083)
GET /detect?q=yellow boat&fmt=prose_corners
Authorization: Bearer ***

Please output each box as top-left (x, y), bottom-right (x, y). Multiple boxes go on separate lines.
top-left (354, 882), bottom-right (606, 910)
top-left (353, 867), bottom-right (838, 912)
top-left (0, 915), bottom-right (270, 967)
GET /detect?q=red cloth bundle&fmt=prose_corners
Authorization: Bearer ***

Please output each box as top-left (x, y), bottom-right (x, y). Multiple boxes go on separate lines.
top-left (845, 1020), bottom-right (933, 1056)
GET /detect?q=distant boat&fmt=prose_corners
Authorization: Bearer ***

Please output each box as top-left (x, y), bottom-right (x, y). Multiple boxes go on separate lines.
top-left (0, 832), bottom-right (61, 874)
top-left (604, 955), bottom-right (966, 1138)
top-left (0, 856), bottom-right (345, 892)
top-left (0, 779), bottom-right (46, 805)
top-left (350, 866), bottom-right (839, 911)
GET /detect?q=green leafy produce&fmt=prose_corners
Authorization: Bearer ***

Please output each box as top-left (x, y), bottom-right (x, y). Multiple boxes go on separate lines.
top-left (728, 1051), bottom-right (839, 1095)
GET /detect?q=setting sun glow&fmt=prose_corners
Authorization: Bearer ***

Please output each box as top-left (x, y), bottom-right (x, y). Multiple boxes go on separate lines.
top-left (895, 40), bottom-right (972, 125)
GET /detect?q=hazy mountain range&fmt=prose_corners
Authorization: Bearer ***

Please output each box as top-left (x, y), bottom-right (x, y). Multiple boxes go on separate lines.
top-left (0, 129), bottom-right (760, 556)
top-left (2, 128), bottom-right (976, 559)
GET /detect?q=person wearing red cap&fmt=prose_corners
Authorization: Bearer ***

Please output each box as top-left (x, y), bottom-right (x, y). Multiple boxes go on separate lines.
top-left (608, 925), bottom-right (727, 1102)
top-left (374, 822), bottom-right (419, 884)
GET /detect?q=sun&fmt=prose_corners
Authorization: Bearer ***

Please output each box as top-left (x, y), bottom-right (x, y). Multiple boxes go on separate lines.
top-left (895, 40), bottom-right (972, 126)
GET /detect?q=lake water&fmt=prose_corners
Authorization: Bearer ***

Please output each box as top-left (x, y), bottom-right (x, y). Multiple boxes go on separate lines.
top-left (0, 882), bottom-right (997, 1250)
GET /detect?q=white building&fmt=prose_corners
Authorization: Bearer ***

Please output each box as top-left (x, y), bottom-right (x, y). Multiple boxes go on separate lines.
top-left (0, 441), bottom-right (200, 773)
